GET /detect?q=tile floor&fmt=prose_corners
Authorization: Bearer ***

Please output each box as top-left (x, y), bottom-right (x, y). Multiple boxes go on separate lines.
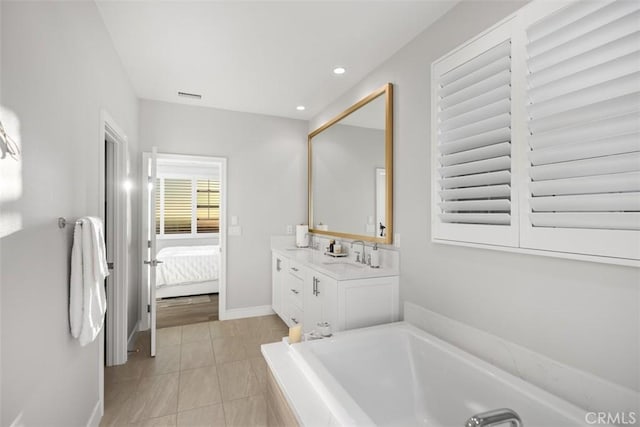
top-left (101, 315), bottom-right (288, 427)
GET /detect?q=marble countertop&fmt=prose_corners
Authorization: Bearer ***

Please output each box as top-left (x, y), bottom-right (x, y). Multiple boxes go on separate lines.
top-left (271, 242), bottom-right (399, 281)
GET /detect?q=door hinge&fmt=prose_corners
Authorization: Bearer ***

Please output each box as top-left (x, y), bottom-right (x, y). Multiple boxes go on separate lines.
top-left (147, 176), bottom-right (153, 184)
top-left (147, 304), bottom-right (151, 313)
top-left (147, 240), bottom-right (152, 248)
top-left (107, 262), bottom-right (114, 270)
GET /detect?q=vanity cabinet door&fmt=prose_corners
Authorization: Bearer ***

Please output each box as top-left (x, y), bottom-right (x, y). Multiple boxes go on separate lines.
top-left (271, 253), bottom-right (287, 318)
top-left (304, 271), bottom-right (337, 334)
top-left (336, 276), bottom-right (399, 331)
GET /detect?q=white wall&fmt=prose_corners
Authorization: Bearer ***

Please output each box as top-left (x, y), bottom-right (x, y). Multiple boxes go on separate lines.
top-left (310, 0), bottom-right (640, 405)
top-left (139, 100), bottom-right (307, 310)
top-left (0, 2), bottom-right (139, 425)
top-left (313, 124), bottom-right (384, 236)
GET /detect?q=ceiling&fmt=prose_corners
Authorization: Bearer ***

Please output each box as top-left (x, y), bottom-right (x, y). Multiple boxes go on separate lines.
top-left (96, 1), bottom-right (457, 120)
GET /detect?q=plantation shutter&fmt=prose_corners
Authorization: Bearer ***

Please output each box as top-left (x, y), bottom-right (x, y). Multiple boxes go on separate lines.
top-left (163, 178), bottom-right (193, 234)
top-left (521, 0), bottom-right (640, 260)
top-left (432, 21), bottom-right (519, 246)
top-left (197, 179), bottom-right (220, 233)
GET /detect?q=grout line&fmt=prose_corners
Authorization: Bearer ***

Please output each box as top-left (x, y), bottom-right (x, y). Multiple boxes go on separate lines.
top-left (176, 325), bottom-right (183, 416)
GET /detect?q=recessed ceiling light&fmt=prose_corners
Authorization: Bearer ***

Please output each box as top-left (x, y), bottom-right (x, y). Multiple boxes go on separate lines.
top-left (296, 105), bottom-right (306, 111)
top-left (333, 67), bottom-right (346, 75)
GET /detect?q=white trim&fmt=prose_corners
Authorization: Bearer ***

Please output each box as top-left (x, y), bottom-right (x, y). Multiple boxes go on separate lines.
top-left (157, 233), bottom-right (218, 241)
top-left (403, 301), bottom-right (639, 416)
top-left (98, 329), bottom-right (104, 425)
top-left (433, 238), bottom-right (640, 268)
top-left (86, 399), bottom-right (102, 427)
top-left (140, 152), bottom-right (151, 331)
top-left (99, 110), bottom-right (129, 367)
top-left (127, 320), bottom-right (139, 351)
top-left (140, 154), bottom-right (228, 328)
top-left (220, 305), bottom-right (274, 321)
top-left (218, 158), bottom-right (228, 320)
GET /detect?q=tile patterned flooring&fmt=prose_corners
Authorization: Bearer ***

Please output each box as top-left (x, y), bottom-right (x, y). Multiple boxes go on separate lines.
top-left (102, 315), bottom-right (288, 427)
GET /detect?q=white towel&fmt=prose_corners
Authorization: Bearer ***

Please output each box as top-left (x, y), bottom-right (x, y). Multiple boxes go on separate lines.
top-left (70, 217), bottom-right (109, 346)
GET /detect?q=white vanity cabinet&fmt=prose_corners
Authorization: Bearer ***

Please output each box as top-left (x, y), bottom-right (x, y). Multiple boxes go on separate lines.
top-left (271, 249), bottom-right (399, 333)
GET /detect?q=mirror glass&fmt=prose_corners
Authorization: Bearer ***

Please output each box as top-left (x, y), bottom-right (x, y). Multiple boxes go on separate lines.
top-left (309, 84), bottom-right (392, 243)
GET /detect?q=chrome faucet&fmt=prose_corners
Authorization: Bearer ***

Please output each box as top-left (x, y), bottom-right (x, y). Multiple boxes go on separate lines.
top-left (465, 408), bottom-right (522, 427)
top-left (350, 240), bottom-right (366, 264)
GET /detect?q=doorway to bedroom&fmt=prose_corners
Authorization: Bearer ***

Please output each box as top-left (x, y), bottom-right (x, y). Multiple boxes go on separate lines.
top-left (141, 152), bottom-right (227, 354)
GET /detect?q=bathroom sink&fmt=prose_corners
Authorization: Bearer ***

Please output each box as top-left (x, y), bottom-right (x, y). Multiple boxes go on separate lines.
top-left (321, 261), bottom-right (366, 270)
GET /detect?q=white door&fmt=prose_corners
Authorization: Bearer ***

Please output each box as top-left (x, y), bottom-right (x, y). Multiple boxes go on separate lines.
top-left (144, 147), bottom-right (160, 357)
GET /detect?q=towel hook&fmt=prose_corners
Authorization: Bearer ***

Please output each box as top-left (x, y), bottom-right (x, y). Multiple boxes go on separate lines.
top-left (58, 217), bottom-right (67, 229)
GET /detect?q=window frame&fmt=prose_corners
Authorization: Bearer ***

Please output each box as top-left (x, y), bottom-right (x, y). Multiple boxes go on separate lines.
top-left (155, 172), bottom-right (221, 240)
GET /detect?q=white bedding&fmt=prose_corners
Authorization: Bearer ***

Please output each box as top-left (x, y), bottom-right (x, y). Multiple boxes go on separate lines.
top-left (156, 245), bottom-right (219, 287)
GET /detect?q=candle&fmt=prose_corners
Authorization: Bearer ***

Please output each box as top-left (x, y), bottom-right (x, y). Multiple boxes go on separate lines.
top-left (289, 325), bottom-right (302, 344)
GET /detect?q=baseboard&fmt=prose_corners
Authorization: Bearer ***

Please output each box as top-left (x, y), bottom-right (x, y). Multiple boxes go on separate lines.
top-left (127, 320), bottom-right (139, 352)
top-left (220, 305), bottom-right (274, 320)
top-left (86, 400), bottom-right (102, 427)
top-left (403, 301), bottom-right (639, 418)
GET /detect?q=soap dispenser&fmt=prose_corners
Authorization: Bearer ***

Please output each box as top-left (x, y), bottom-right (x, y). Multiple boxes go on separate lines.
top-left (370, 243), bottom-right (380, 268)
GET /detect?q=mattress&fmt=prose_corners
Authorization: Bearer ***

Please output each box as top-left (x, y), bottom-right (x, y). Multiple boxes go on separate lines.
top-left (156, 245), bottom-right (219, 287)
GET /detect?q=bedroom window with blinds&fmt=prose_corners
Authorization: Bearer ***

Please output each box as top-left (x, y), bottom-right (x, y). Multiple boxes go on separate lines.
top-left (197, 180), bottom-right (220, 233)
top-left (155, 177), bottom-right (221, 237)
top-left (163, 179), bottom-right (192, 234)
top-left (431, 0), bottom-right (640, 263)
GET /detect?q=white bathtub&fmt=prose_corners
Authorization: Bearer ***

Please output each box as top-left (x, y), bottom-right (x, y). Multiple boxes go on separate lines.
top-left (266, 322), bottom-right (599, 426)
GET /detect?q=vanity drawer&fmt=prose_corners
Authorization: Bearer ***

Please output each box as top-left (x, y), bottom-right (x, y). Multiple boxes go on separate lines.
top-left (287, 261), bottom-right (305, 280)
top-left (286, 274), bottom-right (304, 308)
top-left (286, 262), bottom-right (305, 308)
top-left (287, 305), bottom-right (303, 328)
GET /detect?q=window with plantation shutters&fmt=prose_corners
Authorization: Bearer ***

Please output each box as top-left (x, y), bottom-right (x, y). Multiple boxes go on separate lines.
top-left (197, 180), bottom-right (220, 233)
top-left (162, 179), bottom-right (192, 234)
top-left (432, 21), bottom-right (519, 247)
top-left (431, 0), bottom-right (640, 264)
top-left (520, 0), bottom-right (640, 260)
top-left (155, 177), bottom-right (220, 237)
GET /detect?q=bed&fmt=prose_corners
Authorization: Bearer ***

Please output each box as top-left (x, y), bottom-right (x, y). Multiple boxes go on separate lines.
top-left (155, 245), bottom-right (219, 299)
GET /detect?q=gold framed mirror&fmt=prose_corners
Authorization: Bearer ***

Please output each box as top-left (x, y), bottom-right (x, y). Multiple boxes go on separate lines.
top-left (308, 83), bottom-right (393, 244)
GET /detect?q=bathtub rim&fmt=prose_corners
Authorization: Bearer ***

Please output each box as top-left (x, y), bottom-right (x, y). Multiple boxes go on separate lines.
top-left (292, 322), bottom-right (600, 426)
top-left (263, 321), bottom-right (609, 426)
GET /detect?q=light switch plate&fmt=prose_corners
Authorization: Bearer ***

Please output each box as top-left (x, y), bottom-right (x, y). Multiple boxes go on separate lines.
top-left (394, 233), bottom-right (400, 248)
top-left (231, 216), bottom-right (239, 226)
top-left (286, 225), bottom-right (293, 235)
top-left (228, 225), bottom-right (242, 236)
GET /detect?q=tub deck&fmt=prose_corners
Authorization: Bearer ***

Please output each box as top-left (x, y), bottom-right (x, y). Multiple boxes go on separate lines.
top-left (263, 322), bottom-right (600, 426)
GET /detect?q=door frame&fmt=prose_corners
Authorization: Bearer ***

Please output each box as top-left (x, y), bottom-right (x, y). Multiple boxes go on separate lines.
top-left (99, 110), bottom-right (129, 366)
top-left (97, 110), bottom-right (130, 416)
top-left (139, 153), bottom-right (228, 330)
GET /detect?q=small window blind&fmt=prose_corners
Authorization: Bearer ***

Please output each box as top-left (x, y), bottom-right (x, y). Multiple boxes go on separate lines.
top-left (197, 179), bottom-right (220, 233)
top-left (163, 179), bottom-right (192, 234)
top-left (523, 0), bottom-right (640, 259)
